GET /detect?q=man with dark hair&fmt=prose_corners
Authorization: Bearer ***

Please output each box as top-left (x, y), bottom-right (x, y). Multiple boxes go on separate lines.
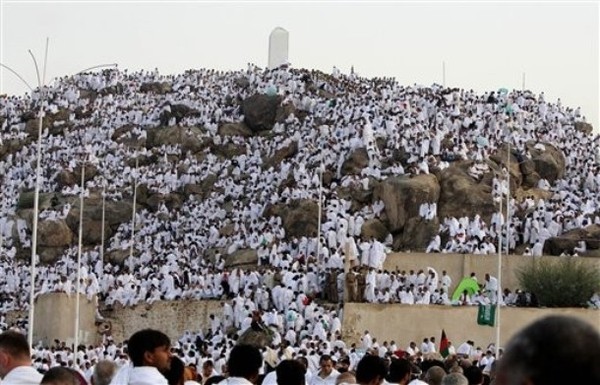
top-left (355, 355), bottom-right (386, 385)
top-left (462, 366), bottom-right (483, 385)
top-left (387, 358), bottom-right (411, 385)
top-left (0, 330), bottom-right (43, 385)
top-left (310, 354), bottom-right (339, 385)
top-left (40, 367), bottom-right (79, 385)
top-left (110, 329), bottom-right (172, 385)
top-left (225, 344), bottom-right (263, 384)
top-left (276, 359), bottom-right (306, 385)
top-left (495, 315), bottom-right (600, 385)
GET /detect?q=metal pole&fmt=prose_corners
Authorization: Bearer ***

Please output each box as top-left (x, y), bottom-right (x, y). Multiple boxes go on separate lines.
top-left (1, 46), bottom-right (116, 349)
top-left (316, 165), bottom-right (323, 266)
top-left (27, 37), bottom-right (49, 349)
top-left (74, 156), bottom-right (85, 363)
top-left (101, 181), bottom-right (106, 272)
top-left (522, 73), bottom-right (525, 92)
top-left (496, 179), bottom-right (502, 351)
top-left (129, 158), bottom-right (138, 260)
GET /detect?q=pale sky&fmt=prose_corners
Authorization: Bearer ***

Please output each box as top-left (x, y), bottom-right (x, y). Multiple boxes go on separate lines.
top-left (1, 0), bottom-right (599, 130)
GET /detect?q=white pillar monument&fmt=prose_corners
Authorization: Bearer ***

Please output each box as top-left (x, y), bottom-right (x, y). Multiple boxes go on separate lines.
top-left (268, 27), bottom-right (289, 69)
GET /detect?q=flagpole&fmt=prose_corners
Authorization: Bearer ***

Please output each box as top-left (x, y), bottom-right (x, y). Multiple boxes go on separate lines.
top-left (74, 154), bottom-right (86, 361)
top-left (129, 157), bottom-right (138, 260)
top-left (100, 180), bottom-right (106, 272)
top-left (496, 171), bottom-right (503, 351)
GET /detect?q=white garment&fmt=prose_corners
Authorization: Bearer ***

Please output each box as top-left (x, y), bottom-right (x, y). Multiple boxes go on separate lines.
top-left (218, 377), bottom-right (254, 385)
top-left (109, 365), bottom-right (169, 385)
top-left (1, 366), bottom-right (43, 385)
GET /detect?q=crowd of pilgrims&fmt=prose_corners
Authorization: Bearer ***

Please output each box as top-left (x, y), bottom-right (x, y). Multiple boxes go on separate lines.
top-left (0, 63), bottom-right (599, 375)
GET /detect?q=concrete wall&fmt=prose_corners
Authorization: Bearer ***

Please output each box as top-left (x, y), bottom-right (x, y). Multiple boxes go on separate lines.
top-left (33, 293), bottom-right (97, 347)
top-left (105, 300), bottom-right (223, 342)
top-left (383, 253), bottom-right (600, 293)
top-left (342, 303), bottom-right (600, 349)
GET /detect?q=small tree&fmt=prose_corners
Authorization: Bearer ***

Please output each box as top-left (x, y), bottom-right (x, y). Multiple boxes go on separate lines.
top-left (517, 258), bottom-right (600, 308)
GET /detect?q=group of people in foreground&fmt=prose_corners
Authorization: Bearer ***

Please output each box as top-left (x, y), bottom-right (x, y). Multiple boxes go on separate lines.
top-left (0, 315), bottom-right (597, 385)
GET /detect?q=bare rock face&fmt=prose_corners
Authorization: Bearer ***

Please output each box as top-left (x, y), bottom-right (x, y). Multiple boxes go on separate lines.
top-left (574, 121), bottom-right (594, 135)
top-left (159, 104), bottom-right (200, 126)
top-left (374, 174), bottom-right (440, 233)
top-left (263, 141), bottom-right (298, 169)
top-left (111, 124), bottom-right (147, 149)
top-left (139, 81), bottom-right (172, 94)
top-left (543, 224), bottom-right (600, 256)
top-left (237, 327), bottom-right (273, 348)
top-left (25, 108), bottom-right (72, 137)
top-left (341, 148), bottom-right (369, 176)
top-left (38, 219), bottom-right (73, 247)
top-left (263, 199), bottom-right (319, 239)
top-left (527, 142), bottom-right (566, 184)
top-left (361, 219), bottom-right (389, 242)
top-left (394, 217), bottom-right (440, 251)
top-left (218, 122), bottom-right (253, 137)
top-left (146, 126), bottom-right (206, 154)
top-left (242, 94), bottom-right (282, 132)
top-left (65, 199), bottom-right (134, 245)
top-left (225, 248), bottom-right (258, 270)
top-left (437, 161), bottom-right (497, 223)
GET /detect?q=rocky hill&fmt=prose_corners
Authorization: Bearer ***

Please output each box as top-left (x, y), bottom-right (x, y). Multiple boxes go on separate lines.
top-left (0, 65), bottom-right (598, 270)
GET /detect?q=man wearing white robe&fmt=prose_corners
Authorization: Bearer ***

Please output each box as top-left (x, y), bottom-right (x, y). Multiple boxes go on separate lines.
top-left (109, 329), bottom-right (171, 385)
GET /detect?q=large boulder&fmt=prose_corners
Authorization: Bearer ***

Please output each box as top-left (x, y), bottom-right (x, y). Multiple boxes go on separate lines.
top-left (111, 124), bottom-right (147, 149)
top-left (374, 174), bottom-right (440, 233)
top-left (25, 108), bottom-right (72, 137)
top-left (146, 126), bottom-right (206, 154)
top-left (225, 248), bottom-right (258, 270)
top-left (242, 94), bottom-right (282, 132)
top-left (263, 199), bottom-right (319, 239)
top-left (145, 193), bottom-right (184, 212)
top-left (437, 161), bottom-right (497, 223)
top-left (237, 328), bottom-right (273, 348)
top-left (574, 121), bottom-right (594, 135)
top-left (341, 148), bottom-right (369, 176)
top-left (38, 219), bottom-right (73, 248)
top-left (527, 142), bottom-right (566, 184)
top-left (139, 82), bottom-right (172, 94)
top-left (17, 192), bottom-right (57, 210)
top-left (218, 122), bottom-right (253, 138)
top-left (489, 144), bottom-right (522, 190)
top-left (263, 141), bottom-right (298, 169)
top-left (393, 217), bottom-right (440, 252)
top-left (65, 199), bottom-right (134, 245)
top-left (361, 219), bottom-right (389, 242)
top-left (543, 224), bottom-right (600, 256)
top-left (159, 104), bottom-right (200, 126)
top-left (0, 137), bottom-right (32, 160)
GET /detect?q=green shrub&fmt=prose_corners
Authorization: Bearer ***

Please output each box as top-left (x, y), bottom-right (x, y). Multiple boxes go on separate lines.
top-left (517, 258), bottom-right (600, 308)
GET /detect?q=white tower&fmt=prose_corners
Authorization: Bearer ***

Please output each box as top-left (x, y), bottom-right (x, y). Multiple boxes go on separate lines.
top-left (268, 27), bottom-right (289, 69)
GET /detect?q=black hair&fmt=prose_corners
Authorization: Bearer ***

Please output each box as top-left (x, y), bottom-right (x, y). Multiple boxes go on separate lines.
top-left (276, 359), bottom-right (306, 385)
top-left (164, 356), bottom-right (185, 385)
top-left (356, 355), bottom-right (387, 385)
top-left (388, 358), bottom-right (411, 383)
top-left (228, 344), bottom-right (263, 379)
top-left (0, 330), bottom-right (30, 360)
top-left (127, 329), bottom-right (171, 367)
top-left (41, 367), bottom-right (78, 385)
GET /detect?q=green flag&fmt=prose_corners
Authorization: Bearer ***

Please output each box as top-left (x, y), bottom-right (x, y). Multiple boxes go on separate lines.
top-left (477, 304), bottom-right (496, 327)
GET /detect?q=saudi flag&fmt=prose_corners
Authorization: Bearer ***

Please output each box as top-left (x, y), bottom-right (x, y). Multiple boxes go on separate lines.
top-left (477, 304), bottom-right (496, 327)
